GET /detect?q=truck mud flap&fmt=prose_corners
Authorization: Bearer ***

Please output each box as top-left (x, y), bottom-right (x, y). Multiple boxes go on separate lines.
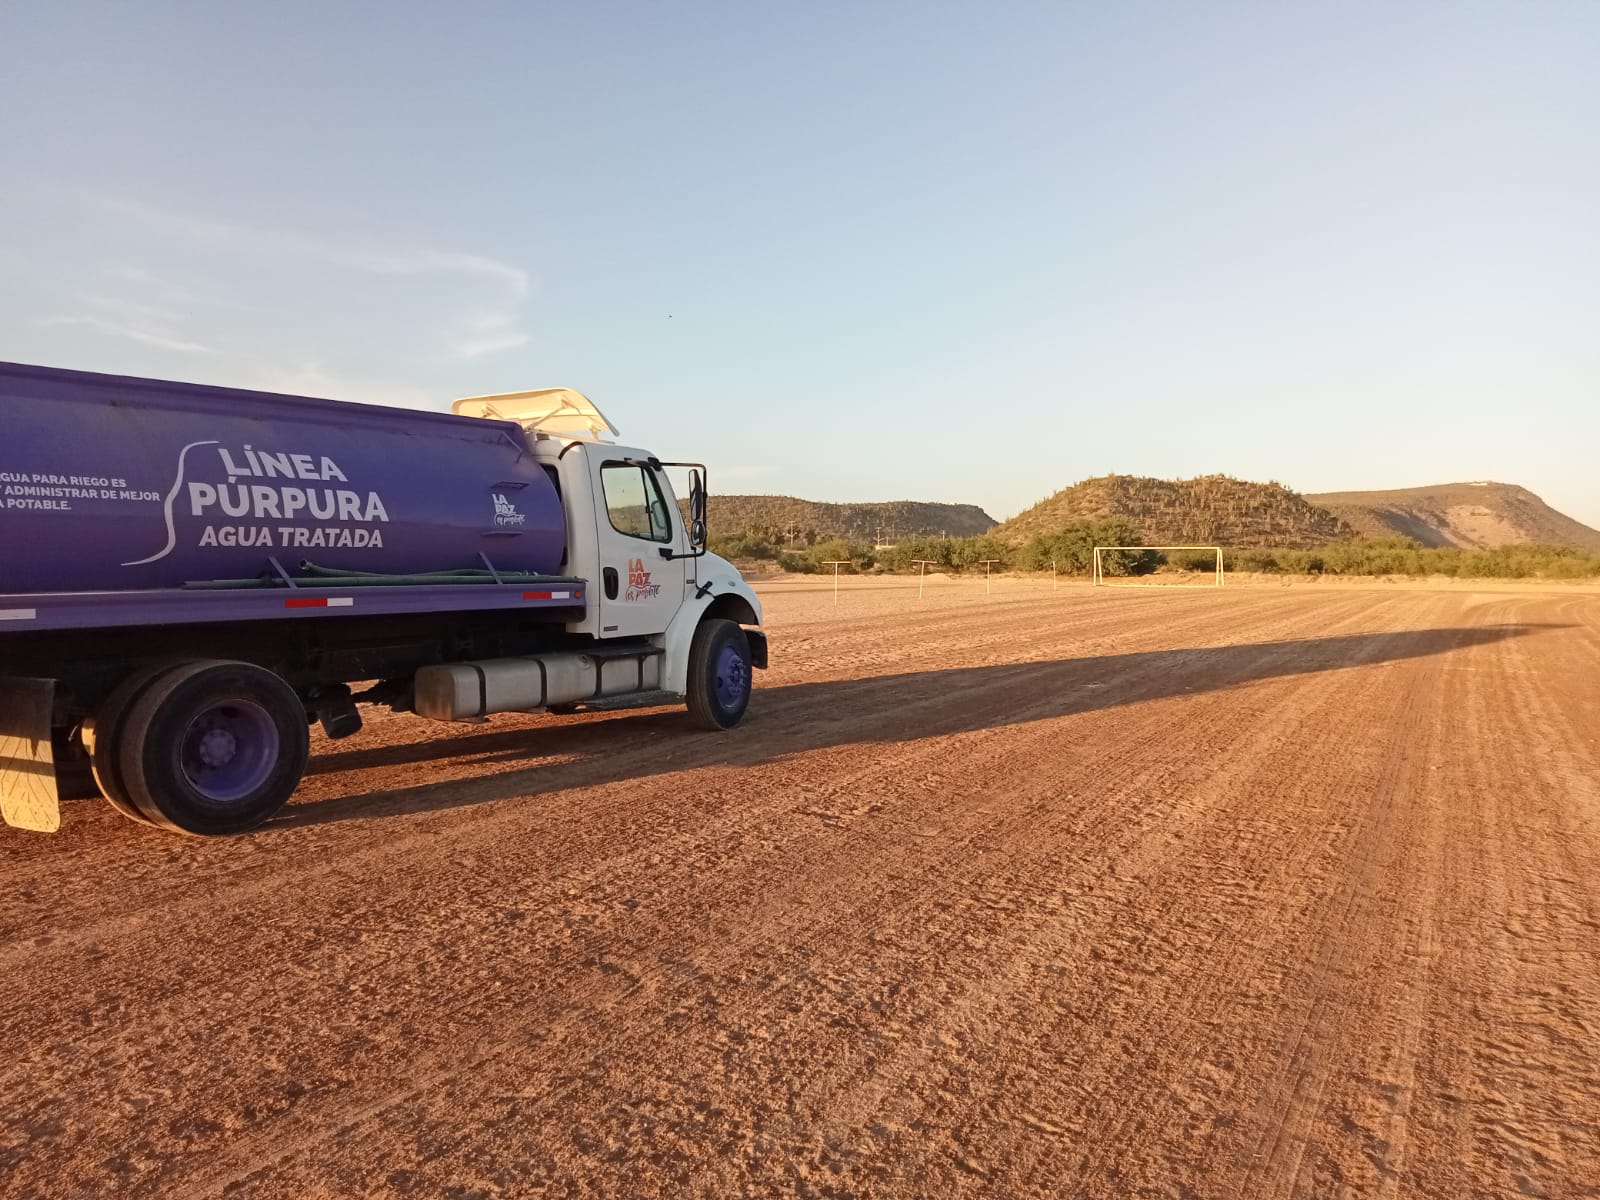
top-left (744, 629), bottom-right (769, 670)
top-left (0, 678), bottom-right (60, 832)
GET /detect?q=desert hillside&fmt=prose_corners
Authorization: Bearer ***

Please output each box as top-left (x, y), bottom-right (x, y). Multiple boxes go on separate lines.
top-left (1306, 482), bottom-right (1600, 553)
top-left (705, 495), bottom-right (996, 542)
top-left (996, 474), bottom-right (1356, 548)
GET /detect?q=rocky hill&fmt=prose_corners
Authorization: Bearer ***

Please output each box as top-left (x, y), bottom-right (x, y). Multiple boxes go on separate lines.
top-left (1306, 482), bottom-right (1600, 552)
top-left (705, 495), bottom-right (996, 543)
top-left (996, 474), bottom-right (1356, 548)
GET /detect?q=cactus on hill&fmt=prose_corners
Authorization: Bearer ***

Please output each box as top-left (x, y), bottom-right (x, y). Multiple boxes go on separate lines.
top-left (702, 495), bottom-right (996, 544)
top-left (995, 475), bottom-right (1356, 548)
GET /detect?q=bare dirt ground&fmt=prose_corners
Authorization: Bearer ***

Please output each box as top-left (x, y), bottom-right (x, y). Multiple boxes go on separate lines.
top-left (4, 577), bottom-right (1600, 1199)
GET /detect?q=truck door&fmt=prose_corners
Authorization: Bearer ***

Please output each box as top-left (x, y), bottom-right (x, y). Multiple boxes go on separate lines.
top-left (592, 458), bottom-right (688, 638)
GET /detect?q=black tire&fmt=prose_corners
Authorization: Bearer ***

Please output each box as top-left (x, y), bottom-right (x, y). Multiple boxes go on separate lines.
top-left (685, 618), bottom-right (752, 731)
top-left (90, 664), bottom-right (188, 826)
top-left (545, 702), bottom-right (580, 715)
top-left (118, 660), bottom-right (309, 836)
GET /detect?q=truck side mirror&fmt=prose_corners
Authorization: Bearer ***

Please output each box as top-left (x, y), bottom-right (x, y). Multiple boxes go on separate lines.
top-left (689, 470), bottom-right (707, 548)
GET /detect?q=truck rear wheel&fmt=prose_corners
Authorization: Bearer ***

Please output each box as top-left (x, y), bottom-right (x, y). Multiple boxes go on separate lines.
top-left (90, 664), bottom-right (187, 826)
top-left (686, 618), bottom-right (751, 730)
top-left (117, 660), bottom-right (309, 836)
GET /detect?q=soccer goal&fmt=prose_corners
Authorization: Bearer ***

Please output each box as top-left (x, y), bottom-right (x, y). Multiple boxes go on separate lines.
top-left (1092, 545), bottom-right (1224, 588)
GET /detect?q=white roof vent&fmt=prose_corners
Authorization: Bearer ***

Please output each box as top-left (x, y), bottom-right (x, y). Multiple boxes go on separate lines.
top-left (451, 387), bottom-right (618, 441)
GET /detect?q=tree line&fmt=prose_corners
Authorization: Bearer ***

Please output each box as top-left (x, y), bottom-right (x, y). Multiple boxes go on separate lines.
top-left (708, 522), bottom-right (1600, 580)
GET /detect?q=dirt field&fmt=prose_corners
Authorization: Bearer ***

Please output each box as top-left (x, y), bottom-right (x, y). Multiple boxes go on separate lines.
top-left (4, 577), bottom-right (1599, 1199)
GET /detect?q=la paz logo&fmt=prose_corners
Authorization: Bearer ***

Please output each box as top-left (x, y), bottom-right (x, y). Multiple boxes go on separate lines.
top-left (492, 493), bottom-right (526, 526)
top-left (626, 557), bottom-right (660, 601)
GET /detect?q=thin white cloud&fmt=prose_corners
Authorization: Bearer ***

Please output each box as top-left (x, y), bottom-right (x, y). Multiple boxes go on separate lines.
top-left (88, 192), bottom-right (530, 296)
top-left (80, 192), bottom-right (533, 367)
top-left (242, 360), bottom-right (437, 409)
top-left (35, 314), bottom-right (219, 355)
top-left (81, 293), bottom-right (186, 325)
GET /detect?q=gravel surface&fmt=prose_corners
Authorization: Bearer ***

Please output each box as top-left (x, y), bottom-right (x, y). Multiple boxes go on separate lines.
top-left (4, 577), bottom-right (1598, 1198)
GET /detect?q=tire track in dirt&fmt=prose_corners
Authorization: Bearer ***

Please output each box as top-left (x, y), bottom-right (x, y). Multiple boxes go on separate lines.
top-left (979, 595), bottom-right (1465, 1194)
top-left (156, 598), bottom-right (1465, 1196)
top-left (1431, 595), bottom-right (1600, 1196)
top-left (1238, 594), bottom-right (1456, 1196)
top-left (161, 595), bottom-right (1324, 1197)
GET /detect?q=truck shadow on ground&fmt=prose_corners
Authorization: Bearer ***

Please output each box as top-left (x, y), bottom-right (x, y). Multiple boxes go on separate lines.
top-left (279, 622), bottom-right (1557, 830)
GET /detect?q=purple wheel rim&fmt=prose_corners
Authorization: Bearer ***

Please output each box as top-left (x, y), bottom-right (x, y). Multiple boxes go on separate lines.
top-left (712, 641), bottom-right (748, 710)
top-left (180, 699), bottom-right (279, 803)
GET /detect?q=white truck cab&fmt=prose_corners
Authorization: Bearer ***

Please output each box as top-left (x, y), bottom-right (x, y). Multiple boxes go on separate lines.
top-left (428, 388), bottom-right (768, 727)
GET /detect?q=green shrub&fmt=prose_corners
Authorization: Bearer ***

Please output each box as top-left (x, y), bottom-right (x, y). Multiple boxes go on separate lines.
top-left (1217, 540), bottom-right (1600, 580)
top-left (1017, 519), bottom-right (1151, 574)
top-left (778, 539), bottom-right (876, 574)
top-left (873, 534), bottom-right (958, 573)
top-left (708, 533), bottom-right (782, 561)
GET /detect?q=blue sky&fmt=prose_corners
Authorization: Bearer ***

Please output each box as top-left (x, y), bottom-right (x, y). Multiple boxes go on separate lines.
top-left (3, 2), bottom-right (1596, 525)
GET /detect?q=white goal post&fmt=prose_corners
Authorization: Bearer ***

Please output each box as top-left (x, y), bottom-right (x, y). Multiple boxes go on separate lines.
top-left (1092, 545), bottom-right (1224, 588)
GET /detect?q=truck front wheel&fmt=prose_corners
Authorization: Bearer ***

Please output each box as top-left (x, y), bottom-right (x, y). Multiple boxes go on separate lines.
top-left (118, 660), bottom-right (310, 836)
top-left (686, 618), bottom-right (752, 730)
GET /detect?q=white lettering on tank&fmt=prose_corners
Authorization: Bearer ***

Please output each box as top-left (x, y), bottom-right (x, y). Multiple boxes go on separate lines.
top-left (250, 485), bottom-right (282, 519)
top-left (131, 442), bottom-right (394, 570)
top-left (218, 448), bottom-right (250, 479)
top-left (199, 525), bottom-right (273, 548)
top-left (219, 484), bottom-right (251, 517)
top-left (258, 451), bottom-right (295, 479)
top-left (215, 447), bottom-right (349, 481)
top-left (191, 483), bottom-right (389, 521)
top-left (271, 526), bottom-right (384, 548)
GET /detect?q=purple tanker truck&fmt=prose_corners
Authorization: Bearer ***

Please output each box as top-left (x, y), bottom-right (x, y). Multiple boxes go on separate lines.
top-left (0, 362), bottom-right (766, 836)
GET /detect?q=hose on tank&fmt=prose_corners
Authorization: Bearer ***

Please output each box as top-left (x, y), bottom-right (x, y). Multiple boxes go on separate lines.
top-left (185, 562), bottom-right (560, 589)
top-left (296, 561), bottom-right (511, 579)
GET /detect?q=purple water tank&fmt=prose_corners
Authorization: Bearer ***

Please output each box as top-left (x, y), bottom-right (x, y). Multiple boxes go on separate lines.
top-left (0, 363), bottom-right (567, 594)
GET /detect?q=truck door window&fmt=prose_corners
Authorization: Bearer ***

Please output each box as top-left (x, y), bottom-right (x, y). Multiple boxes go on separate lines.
top-left (601, 464), bottom-right (673, 543)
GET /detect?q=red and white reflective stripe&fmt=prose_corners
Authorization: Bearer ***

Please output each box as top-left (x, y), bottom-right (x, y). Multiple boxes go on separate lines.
top-left (283, 596), bottom-right (355, 609)
top-left (0, 608), bottom-right (38, 622)
top-left (522, 590), bottom-right (576, 601)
